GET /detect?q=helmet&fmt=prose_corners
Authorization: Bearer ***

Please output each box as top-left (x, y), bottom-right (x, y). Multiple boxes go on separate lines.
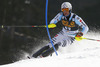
top-left (61, 2), bottom-right (72, 11)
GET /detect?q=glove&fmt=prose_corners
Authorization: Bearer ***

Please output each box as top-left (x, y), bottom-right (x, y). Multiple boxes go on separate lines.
top-left (45, 23), bottom-right (56, 28)
top-left (76, 32), bottom-right (83, 37)
top-left (75, 32), bottom-right (83, 41)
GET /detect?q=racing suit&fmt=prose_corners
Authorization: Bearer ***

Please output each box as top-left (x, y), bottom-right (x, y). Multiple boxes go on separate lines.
top-left (32, 12), bottom-right (89, 58)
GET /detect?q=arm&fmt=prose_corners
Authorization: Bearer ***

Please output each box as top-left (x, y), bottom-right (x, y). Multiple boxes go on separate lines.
top-left (75, 15), bottom-right (89, 35)
top-left (50, 12), bottom-right (63, 24)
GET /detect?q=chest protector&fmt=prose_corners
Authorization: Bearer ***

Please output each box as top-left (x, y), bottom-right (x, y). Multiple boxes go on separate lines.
top-left (61, 14), bottom-right (79, 31)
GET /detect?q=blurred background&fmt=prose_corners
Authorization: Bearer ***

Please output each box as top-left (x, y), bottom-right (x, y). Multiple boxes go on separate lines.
top-left (0, 0), bottom-right (100, 65)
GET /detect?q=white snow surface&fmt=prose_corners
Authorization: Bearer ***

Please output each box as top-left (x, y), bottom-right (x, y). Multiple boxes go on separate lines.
top-left (1, 31), bottom-right (100, 67)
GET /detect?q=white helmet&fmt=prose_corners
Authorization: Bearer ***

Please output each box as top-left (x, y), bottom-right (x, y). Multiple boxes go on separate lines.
top-left (61, 2), bottom-right (72, 11)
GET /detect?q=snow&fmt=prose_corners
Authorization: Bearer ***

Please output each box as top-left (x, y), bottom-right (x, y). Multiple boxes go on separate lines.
top-left (0, 31), bottom-right (100, 67)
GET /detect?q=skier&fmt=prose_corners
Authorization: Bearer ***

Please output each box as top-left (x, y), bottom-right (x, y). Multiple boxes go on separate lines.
top-left (32, 2), bottom-right (89, 58)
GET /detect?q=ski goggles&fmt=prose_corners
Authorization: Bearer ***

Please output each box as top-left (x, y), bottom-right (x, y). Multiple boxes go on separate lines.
top-left (61, 8), bottom-right (69, 12)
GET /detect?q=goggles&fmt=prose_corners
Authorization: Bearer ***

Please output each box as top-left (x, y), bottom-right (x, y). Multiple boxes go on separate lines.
top-left (61, 8), bottom-right (69, 12)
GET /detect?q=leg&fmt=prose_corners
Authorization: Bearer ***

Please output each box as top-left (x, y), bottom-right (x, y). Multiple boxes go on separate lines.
top-left (32, 30), bottom-right (64, 58)
top-left (32, 45), bottom-right (50, 58)
top-left (41, 44), bottom-right (59, 57)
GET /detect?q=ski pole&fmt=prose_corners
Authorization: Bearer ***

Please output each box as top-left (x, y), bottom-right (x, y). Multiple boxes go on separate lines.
top-left (0, 24), bottom-right (56, 28)
top-left (75, 37), bottom-right (100, 42)
top-left (82, 37), bottom-right (100, 42)
top-left (0, 25), bottom-right (45, 28)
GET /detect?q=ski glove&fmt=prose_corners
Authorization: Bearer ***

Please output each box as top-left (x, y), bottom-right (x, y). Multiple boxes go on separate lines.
top-left (76, 32), bottom-right (83, 37)
top-left (75, 32), bottom-right (83, 41)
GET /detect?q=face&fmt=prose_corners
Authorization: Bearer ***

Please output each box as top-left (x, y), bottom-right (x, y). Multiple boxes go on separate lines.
top-left (62, 8), bottom-right (70, 16)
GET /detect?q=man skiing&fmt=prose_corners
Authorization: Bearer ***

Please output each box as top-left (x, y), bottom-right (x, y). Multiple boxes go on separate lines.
top-left (32, 2), bottom-right (89, 58)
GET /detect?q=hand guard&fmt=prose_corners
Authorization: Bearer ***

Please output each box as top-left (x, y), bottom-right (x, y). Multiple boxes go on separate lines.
top-left (45, 24), bottom-right (56, 28)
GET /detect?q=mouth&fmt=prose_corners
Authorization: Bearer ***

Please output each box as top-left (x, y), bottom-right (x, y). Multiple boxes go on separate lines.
top-left (64, 13), bottom-right (68, 16)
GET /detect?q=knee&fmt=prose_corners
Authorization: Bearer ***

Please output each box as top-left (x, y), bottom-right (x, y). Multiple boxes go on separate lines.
top-left (54, 44), bottom-right (59, 50)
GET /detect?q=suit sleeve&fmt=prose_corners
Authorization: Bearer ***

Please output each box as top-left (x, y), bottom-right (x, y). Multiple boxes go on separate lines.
top-left (50, 12), bottom-right (63, 24)
top-left (75, 15), bottom-right (89, 35)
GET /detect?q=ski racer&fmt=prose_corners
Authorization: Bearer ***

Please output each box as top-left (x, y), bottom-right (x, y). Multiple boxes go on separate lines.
top-left (32, 2), bottom-right (89, 58)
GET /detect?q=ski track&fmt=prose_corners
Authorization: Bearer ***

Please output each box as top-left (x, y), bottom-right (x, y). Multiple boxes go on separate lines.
top-left (0, 31), bottom-right (100, 67)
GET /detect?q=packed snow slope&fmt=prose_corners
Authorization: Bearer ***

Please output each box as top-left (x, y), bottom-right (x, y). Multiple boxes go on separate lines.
top-left (0, 31), bottom-right (100, 67)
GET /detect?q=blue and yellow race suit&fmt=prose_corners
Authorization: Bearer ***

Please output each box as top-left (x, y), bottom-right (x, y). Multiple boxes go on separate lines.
top-left (47, 12), bottom-right (89, 47)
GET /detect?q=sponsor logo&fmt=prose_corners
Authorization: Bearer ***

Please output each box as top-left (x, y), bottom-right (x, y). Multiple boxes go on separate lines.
top-left (62, 20), bottom-right (75, 27)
